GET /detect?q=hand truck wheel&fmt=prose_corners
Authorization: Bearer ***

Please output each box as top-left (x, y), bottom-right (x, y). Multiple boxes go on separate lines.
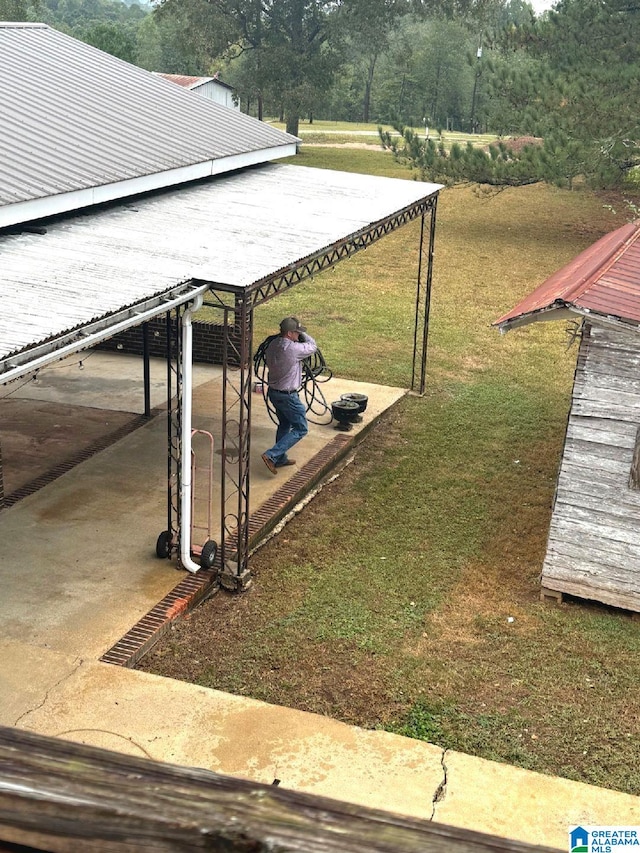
top-left (200, 539), bottom-right (218, 569)
top-left (155, 530), bottom-right (172, 559)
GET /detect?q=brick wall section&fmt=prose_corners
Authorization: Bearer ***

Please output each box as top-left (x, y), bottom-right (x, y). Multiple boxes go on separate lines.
top-left (97, 317), bottom-right (239, 366)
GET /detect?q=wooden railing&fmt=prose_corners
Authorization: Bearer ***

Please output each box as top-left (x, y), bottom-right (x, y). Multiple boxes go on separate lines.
top-left (0, 726), bottom-right (560, 852)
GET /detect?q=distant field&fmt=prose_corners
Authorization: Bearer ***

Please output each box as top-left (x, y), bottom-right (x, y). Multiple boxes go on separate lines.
top-left (266, 118), bottom-right (499, 150)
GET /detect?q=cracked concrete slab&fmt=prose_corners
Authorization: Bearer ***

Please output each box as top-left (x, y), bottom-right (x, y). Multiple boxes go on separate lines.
top-left (3, 642), bottom-right (639, 849)
top-left (0, 638), bottom-right (82, 725)
top-left (2, 352), bottom-right (639, 851)
top-left (15, 656), bottom-right (445, 821)
top-left (435, 749), bottom-right (640, 849)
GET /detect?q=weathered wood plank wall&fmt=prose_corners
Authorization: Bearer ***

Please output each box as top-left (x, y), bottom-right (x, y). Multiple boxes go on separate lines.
top-left (0, 727), bottom-right (560, 853)
top-left (542, 323), bottom-right (640, 612)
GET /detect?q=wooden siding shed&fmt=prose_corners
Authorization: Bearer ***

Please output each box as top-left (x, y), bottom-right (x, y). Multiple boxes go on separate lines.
top-left (494, 220), bottom-right (640, 613)
top-left (547, 322), bottom-right (640, 610)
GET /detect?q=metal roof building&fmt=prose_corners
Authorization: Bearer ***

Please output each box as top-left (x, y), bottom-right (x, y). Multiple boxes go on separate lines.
top-left (0, 23), bottom-right (295, 227)
top-left (495, 221), bottom-right (640, 613)
top-left (0, 22), bottom-right (442, 586)
top-left (156, 73), bottom-right (235, 92)
top-left (0, 164), bottom-right (440, 385)
top-left (155, 73), bottom-right (238, 110)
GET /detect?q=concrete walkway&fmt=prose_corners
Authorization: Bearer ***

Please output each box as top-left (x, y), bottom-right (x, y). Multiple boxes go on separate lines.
top-left (0, 352), bottom-right (638, 850)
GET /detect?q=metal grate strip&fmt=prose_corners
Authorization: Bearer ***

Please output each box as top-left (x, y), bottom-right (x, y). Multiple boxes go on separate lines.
top-left (2, 410), bottom-right (162, 509)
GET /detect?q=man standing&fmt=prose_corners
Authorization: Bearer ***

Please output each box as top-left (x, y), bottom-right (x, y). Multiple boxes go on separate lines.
top-left (261, 317), bottom-right (317, 475)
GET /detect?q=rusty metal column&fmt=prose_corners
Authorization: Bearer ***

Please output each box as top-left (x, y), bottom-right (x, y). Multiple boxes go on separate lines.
top-left (165, 306), bottom-right (184, 559)
top-left (219, 294), bottom-right (254, 591)
top-left (411, 196), bottom-right (438, 395)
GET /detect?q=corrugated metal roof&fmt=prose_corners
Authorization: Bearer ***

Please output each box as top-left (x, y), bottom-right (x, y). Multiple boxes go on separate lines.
top-left (0, 163), bottom-right (441, 382)
top-left (494, 221), bottom-right (640, 331)
top-left (0, 23), bottom-right (296, 218)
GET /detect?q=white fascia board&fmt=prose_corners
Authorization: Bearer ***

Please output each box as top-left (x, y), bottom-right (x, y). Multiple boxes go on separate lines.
top-left (0, 281), bottom-right (211, 386)
top-left (0, 144), bottom-right (298, 229)
top-left (496, 305), bottom-right (577, 333)
top-left (497, 304), bottom-right (640, 334)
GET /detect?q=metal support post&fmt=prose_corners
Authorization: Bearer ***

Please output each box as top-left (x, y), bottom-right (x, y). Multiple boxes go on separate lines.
top-left (411, 196), bottom-right (438, 394)
top-left (218, 294), bottom-right (253, 591)
top-left (165, 306), bottom-right (185, 559)
top-left (142, 322), bottom-right (151, 417)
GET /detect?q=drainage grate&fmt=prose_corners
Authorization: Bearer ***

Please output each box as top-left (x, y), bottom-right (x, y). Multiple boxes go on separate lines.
top-left (101, 433), bottom-right (354, 669)
top-left (2, 410), bottom-right (162, 509)
top-left (100, 561), bottom-right (220, 668)
top-left (247, 434), bottom-right (352, 543)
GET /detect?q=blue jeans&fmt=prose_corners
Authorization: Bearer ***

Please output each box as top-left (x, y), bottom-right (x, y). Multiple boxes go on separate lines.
top-left (264, 389), bottom-right (308, 466)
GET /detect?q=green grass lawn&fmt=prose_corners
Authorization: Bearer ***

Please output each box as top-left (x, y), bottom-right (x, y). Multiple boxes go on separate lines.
top-left (144, 145), bottom-right (640, 796)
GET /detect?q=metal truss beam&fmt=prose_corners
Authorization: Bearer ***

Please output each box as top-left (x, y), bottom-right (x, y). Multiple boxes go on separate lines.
top-left (176, 191), bottom-right (440, 586)
top-left (165, 306), bottom-right (185, 560)
top-left (248, 197), bottom-right (437, 309)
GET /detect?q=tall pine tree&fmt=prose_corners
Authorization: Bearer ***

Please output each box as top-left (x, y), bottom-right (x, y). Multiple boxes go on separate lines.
top-left (382, 0), bottom-right (640, 189)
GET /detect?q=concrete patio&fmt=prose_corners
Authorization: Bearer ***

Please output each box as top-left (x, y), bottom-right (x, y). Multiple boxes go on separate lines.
top-left (0, 351), bottom-right (638, 850)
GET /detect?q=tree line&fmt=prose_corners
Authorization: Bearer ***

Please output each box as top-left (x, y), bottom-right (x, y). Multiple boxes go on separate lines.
top-left (3, 0), bottom-right (639, 189)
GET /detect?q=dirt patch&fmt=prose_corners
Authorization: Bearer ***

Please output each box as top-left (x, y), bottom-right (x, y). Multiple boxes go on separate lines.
top-left (0, 397), bottom-right (141, 497)
top-left (481, 136), bottom-right (544, 154)
top-left (505, 136), bottom-right (543, 153)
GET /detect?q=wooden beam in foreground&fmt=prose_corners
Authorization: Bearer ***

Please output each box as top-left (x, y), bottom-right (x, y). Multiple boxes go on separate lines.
top-left (0, 726), bottom-right (560, 853)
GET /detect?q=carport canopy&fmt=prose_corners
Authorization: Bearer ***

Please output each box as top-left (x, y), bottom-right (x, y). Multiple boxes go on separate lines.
top-left (1, 162), bottom-right (441, 384)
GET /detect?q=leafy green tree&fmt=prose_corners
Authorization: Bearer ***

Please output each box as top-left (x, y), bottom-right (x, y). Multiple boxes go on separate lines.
top-left (372, 15), bottom-right (476, 130)
top-left (140, 0), bottom-right (213, 72)
top-left (135, 12), bottom-right (164, 68)
top-left (338, 0), bottom-right (409, 122)
top-left (84, 20), bottom-right (137, 60)
top-left (154, 0), bottom-right (341, 135)
top-left (0, 0), bottom-right (41, 19)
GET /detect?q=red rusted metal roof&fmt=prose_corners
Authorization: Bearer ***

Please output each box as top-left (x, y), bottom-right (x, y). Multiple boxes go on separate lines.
top-left (157, 73), bottom-right (234, 91)
top-left (158, 73), bottom-right (208, 88)
top-left (494, 220), bottom-right (640, 331)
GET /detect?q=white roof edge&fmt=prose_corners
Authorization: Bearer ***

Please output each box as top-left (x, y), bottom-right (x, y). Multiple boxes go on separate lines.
top-left (0, 21), bottom-right (47, 27)
top-left (0, 143), bottom-right (298, 229)
top-left (495, 305), bottom-right (640, 335)
top-left (496, 305), bottom-right (577, 333)
top-left (1, 281), bottom-right (211, 386)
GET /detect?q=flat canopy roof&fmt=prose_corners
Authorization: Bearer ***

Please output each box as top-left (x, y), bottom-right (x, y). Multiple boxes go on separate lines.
top-left (1, 163), bottom-right (441, 384)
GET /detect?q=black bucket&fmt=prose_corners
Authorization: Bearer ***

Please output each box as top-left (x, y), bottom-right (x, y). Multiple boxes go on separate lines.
top-left (340, 392), bottom-right (368, 414)
top-left (331, 399), bottom-right (361, 424)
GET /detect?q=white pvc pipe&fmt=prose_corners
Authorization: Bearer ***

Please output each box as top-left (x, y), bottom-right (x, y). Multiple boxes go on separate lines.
top-left (180, 294), bottom-right (204, 574)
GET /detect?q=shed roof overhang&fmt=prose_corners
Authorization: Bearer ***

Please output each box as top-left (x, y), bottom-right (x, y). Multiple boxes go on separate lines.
top-left (494, 220), bottom-right (640, 334)
top-left (1, 163), bottom-right (441, 385)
